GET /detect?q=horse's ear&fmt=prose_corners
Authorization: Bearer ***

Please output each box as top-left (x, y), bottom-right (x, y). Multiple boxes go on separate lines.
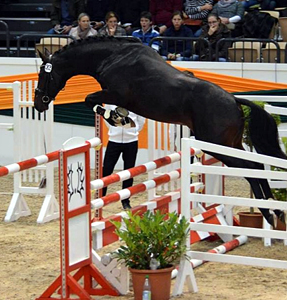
top-left (44, 47), bottom-right (51, 58)
top-left (37, 49), bottom-right (49, 63)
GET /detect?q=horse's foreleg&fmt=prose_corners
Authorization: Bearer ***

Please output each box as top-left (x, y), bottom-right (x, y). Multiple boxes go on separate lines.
top-left (85, 90), bottom-right (125, 109)
top-left (85, 91), bottom-right (135, 128)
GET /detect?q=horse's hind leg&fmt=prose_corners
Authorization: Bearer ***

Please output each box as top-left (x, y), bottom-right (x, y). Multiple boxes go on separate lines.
top-left (259, 178), bottom-right (286, 224)
top-left (245, 177), bottom-right (278, 226)
top-left (214, 152), bottom-right (285, 227)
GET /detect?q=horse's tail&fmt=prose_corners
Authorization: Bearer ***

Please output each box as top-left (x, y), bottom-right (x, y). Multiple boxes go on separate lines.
top-left (235, 97), bottom-right (287, 159)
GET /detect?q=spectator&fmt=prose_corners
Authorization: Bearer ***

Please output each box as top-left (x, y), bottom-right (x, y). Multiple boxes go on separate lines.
top-left (97, 11), bottom-right (126, 36)
top-left (211, 0), bottom-right (244, 37)
top-left (150, 0), bottom-right (183, 34)
top-left (86, 0), bottom-right (113, 29)
top-left (260, 0), bottom-right (277, 9)
top-left (111, 0), bottom-right (149, 35)
top-left (193, 13), bottom-right (231, 61)
top-left (240, 0), bottom-right (260, 10)
top-left (183, 0), bottom-right (213, 36)
top-left (69, 13), bottom-right (97, 40)
top-left (48, 0), bottom-right (86, 35)
top-left (132, 11), bottom-right (160, 51)
top-left (102, 105), bottom-right (145, 210)
top-left (161, 11), bottom-right (194, 61)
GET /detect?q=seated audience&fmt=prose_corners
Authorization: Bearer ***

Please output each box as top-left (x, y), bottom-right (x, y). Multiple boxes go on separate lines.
top-left (183, 0), bottom-right (214, 36)
top-left (69, 13), bottom-right (97, 40)
top-left (86, 0), bottom-right (113, 29)
top-left (48, 0), bottom-right (86, 35)
top-left (150, 0), bottom-right (183, 34)
top-left (211, 0), bottom-right (244, 37)
top-left (193, 13), bottom-right (231, 61)
top-left (132, 11), bottom-right (160, 51)
top-left (161, 11), bottom-right (194, 61)
top-left (97, 11), bottom-right (126, 36)
top-left (112, 0), bottom-right (149, 35)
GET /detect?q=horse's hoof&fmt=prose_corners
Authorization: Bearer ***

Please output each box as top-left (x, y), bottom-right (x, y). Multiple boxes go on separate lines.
top-left (121, 117), bottom-right (136, 128)
top-left (115, 107), bottom-right (129, 118)
top-left (94, 104), bottom-right (105, 116)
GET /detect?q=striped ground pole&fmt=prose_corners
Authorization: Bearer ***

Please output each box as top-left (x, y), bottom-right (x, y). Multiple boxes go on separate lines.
top-left (0, 137), bottom-right (101, 178)
top-left (171, 235), bottom-right (248, 278)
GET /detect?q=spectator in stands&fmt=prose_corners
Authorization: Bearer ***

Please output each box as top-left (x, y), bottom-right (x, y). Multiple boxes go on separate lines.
top-left (161, 11), bottom-right (194, 61)
top-left (211, 0), bottom-right (244, 37)
top-left (183, 0), bottom-right (213, 36)
top-left (150, 0), bottom-right (183, 34)
top-left (132, 11), bottom-right (160, 51)
top-left (97, 11), bottom-right (126, 36)
top-left (111, 0), bottom-right (149, 35)
top-left (102, 105), bottom-right (145, 210)
top-left (260, 0), bottom-right (277, 9)
top-left (48, 0), bottom-right (86, 35)
top-left (69, 13), bottom-right (97, 40)
top-left (240, 0), bottom-right (260, 10)
top-left (193, 13), bottom-right (231, 61)
top-left (86, 0), bottom-right (113, 29)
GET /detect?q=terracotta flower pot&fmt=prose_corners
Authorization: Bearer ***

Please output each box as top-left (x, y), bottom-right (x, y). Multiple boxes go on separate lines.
top-left (129, 265), bottom-right (174, 300)
top-left (238, 212), bottom-right (263, 228)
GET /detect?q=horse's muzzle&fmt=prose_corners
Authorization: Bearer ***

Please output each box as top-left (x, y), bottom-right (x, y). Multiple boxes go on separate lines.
top-left (34, 89), bottom-right (50, 112)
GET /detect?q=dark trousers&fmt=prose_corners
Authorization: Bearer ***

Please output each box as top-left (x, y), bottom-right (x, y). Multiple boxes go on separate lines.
top-left (102, 140), bottom-right (138, 197)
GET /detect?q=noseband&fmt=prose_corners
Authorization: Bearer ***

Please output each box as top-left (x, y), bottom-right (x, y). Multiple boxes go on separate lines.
top-left (36, 62), bottom-right (55, 104)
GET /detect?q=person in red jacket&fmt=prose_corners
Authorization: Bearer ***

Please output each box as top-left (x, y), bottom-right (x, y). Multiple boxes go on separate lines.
top-left (149, 0), bottom-right (183, 34)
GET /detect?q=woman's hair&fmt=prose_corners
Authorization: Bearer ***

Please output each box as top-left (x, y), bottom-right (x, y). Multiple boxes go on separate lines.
top-left (172, 10), bottom-right (183, 19)
top-left (207, 13), bottom-right (220, 22)
top-left (105, 11), bottom-right (119, 22)
top-left (78, 13), bottom-right (90, 21)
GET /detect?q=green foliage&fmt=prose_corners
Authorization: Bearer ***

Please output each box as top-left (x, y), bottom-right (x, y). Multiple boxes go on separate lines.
top-left (243, 101), bottom-right (281, 148)
top-left (111, 210), bottom-right (189, 270)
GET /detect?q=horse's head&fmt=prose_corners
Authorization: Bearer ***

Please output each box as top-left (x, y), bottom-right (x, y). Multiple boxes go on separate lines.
top-left (34, 49), bottom-right (60, 112)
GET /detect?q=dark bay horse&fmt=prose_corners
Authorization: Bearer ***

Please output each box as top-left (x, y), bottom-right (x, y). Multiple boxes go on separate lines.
top-left (34, 36), bottom-right (286, 227)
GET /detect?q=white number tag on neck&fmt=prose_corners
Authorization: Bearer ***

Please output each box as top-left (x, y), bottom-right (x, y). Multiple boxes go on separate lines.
top-left (45, 63), bottom-right (52, 73)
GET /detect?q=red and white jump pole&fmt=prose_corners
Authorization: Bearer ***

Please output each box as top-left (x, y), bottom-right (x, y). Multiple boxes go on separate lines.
top-left (90, 148), bottom-right (202, 190)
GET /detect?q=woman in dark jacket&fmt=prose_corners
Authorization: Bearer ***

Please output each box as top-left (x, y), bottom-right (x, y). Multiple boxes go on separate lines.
top-left (194, 13), bottom-right (231, 61)
top-left (161, 11), bottom-right (194, 61)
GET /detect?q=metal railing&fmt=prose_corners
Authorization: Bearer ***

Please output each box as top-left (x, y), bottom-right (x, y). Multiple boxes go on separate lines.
top-left (149, 36), bottom-right (212, 61)
top-left (0, 20), bottom-right (10, 56)
top-left (0, 30), bottom-right (286, 63)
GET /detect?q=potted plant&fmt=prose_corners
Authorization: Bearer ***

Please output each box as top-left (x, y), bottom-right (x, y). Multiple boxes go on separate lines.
top-left (111, 210), bottom-right (189, 300)
top-left (238, 101), bottom-right (281, 228)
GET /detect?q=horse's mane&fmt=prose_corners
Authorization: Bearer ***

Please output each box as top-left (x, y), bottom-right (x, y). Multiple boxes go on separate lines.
top-left (53, 36), bottom-right (142, 56)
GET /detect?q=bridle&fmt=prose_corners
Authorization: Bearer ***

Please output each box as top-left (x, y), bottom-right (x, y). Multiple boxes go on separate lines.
top-left (35, 62), bottom-right (56, 104)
